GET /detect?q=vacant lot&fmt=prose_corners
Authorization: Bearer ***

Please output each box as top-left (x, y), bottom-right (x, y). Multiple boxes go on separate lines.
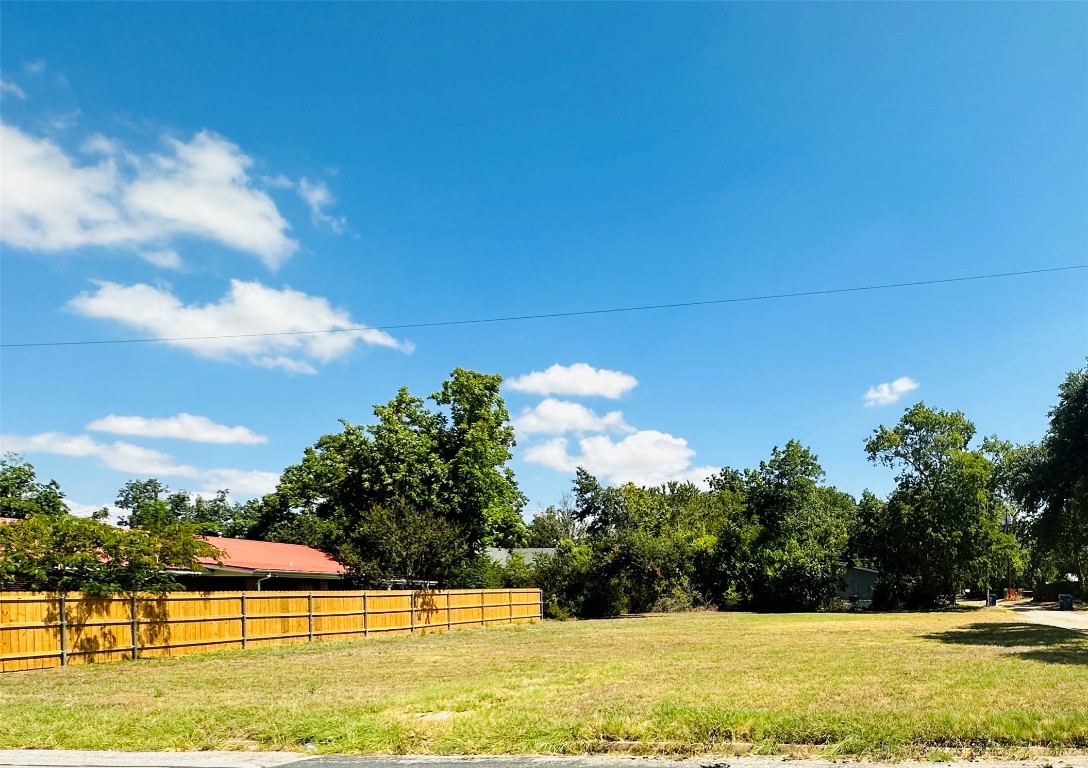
top-left (0, 610), bottom-right (1085, 757)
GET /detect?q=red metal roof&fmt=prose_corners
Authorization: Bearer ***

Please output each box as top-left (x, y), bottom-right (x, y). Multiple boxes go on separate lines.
top-left (198, 536), bottom-right (346, 575)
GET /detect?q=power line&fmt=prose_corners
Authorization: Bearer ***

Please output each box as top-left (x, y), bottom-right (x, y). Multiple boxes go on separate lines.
top-left (1, 264), bottom-right (1085, 349)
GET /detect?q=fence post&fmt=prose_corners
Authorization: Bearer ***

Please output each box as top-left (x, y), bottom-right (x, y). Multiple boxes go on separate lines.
top-left (130, 594), bottom-right (139, 660)
top-left (410, 591), bottom-right (416, 634)
top-left (307, 593), bottom-right (314, 643)
top-left (58, 593), bottom-right (68, 667)
top-left (240, 593), bottom-right (248, 649)
top-left (508, 590), bottom-right (514, 624)
top-left (445, 592), bottom-right (452, 631)
top-left (479, 590), bottom-right (486, 627)
top-left (362, 591), bottom-right (369, 637)
top-left (538, 589), bottom-right (543, 620)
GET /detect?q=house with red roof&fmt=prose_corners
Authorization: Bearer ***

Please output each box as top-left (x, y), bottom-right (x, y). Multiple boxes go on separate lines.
top-left (1, 518), bottom-right (347, 592)
top-left (178, 536), bottom-right (348, 591)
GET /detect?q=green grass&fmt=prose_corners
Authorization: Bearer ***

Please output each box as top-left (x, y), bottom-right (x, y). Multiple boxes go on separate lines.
top-left (1, 609), bottom-right (1086, 757)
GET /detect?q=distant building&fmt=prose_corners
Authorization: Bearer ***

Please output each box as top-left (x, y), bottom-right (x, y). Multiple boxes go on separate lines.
top-left (0, 519), bottom-right (347, 592)
top-left (174, 536), bottom-right (348, 591)
top-left (837, 564), bottom-right (879, 607)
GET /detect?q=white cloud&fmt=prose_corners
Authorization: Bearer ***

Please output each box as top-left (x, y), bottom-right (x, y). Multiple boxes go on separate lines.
top-left (46, 109), bottom-right (80, 132)
top-left (65, 499), bottom-right (107, 517)
top-left (514, 398), bottom-right (633, 436)
top-left (200, 468), bottom-right (279, 496)
top-left (298, 178), bottom-right (347, 234)
top-left (863, 376), bottom-right (920, 407)
top-left (87, 413), bottom-right (267, 445)
top-left (0, 79), bottom-right (26, 99)
top-left (67, 279), bottom-right (411, 373)
top-left (24, 59), bottom-right (46, 75)
top-left (81, 133), bottom-right (121, 155)
top-left (507, 363), bottom-right (638, 399)
top-left (138, 249), bottom-right (183, 270)
top-left (0, 432), bottom-right (199, 477)
top-left (1, 431), bottom-right (278, 498)
top-left (261, 173), bottom-right (294, 189)
top-left (523, 430), bottom-right (715, 488)
top-left (0, 123), bottom-right (297, 268)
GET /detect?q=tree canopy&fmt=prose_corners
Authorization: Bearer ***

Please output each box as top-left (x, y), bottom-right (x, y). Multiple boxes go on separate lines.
top-left (861, 403), bottom-right (1012, 607)
top-left (241, 368), bottom-right (527, 585)
top-left (0, 507), bottom-right (220, 595)
top-left (0, 454), bottom-right (67, 518)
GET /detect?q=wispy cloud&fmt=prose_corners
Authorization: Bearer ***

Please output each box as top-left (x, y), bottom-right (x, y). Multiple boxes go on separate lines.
top-left (0, 431), bottom-right (198, 477)
top-left (87, 413), bottom-right (267, 445)
top-left (863, 376), bottom-right (920, 407)
top-left (68, 279), bottom-right (411, 373)
top-left (0, 431), bottom-right (279, 497)
top-left (0, 79), bottom-right (26, 99)
top-left (508, 363), bottom-right (638, 399)
top-left (138, 249), bottom-right (183, 270)
top-left (298, 178), bottom-right (348, 234)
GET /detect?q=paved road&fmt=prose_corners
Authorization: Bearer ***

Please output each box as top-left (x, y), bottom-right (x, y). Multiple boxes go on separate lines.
top-left (1008, 603), bottom-right (1088, 633)
top-left (2, 754), bottom-right (1087, 768)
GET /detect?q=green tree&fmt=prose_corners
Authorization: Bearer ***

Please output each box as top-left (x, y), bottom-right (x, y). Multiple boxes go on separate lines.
top-left (734, 441), bottom-right (855, 611)
top-left (571, 467), bottom-right (628, 535)
top-left (116, 479), bottom-right (255, 536)
top-left (254, 369), bottom-right (527, 581)
top-left (525, 494), bottom-right (584, 547)
top-left (1003, 363), bottom-right (1088, 593)
top-left (0, 513), bottom-right (220, 595)
top-left (863, 403), bottom-right (1005, 607)
top-left (341, 500), bottom-right (470, 586)
top-left (116, 479), bottom-right (174, 531)
top-left (434, 368), bottom-right (527, 548)
top-left (0, 454), bottom-right (68, 518)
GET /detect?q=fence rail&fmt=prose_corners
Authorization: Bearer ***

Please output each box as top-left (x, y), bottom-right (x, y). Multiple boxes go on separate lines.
top-left (0, 588), bottom-right (542, 673)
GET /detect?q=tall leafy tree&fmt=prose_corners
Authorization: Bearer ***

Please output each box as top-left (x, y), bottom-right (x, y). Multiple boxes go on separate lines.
top-left (116, 479), bottom-right (255, 536)
top-left (434, 369), bottom-right (526, 547)
top-left (733, 441), bottom-right (855, 611)
top-left (0, 454), bottom-right (68, 518)
top-left (1003, 363), bottom-right (1088, 592)
top-left (343, 500), bottom-right (470, 586)
top-left (863, 403), bottom-right (1004, 607)
top-left (253, 368), bottom-right (527, 584)
top-left (525, 494), bottom-right (584, 547)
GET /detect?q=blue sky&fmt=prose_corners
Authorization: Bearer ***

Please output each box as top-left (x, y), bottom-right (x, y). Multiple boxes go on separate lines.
top-left (2, 3), bottom-right (1086, 519)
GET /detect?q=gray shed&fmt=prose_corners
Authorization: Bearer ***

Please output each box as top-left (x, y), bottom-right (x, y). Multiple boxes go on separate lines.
top-left (837, 564), bottom-right (879, 607)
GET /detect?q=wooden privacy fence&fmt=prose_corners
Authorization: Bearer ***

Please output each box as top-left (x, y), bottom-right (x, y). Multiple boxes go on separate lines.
top-left (0, 588), bottom-right (542, 673)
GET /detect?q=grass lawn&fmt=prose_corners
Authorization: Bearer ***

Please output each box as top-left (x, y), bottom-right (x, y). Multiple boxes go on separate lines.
top-left (1, 609), bottom-right (1086, 758)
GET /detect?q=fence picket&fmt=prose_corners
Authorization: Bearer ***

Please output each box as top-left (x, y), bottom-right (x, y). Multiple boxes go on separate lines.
top-left (0, 588), bottom-right (540, 673)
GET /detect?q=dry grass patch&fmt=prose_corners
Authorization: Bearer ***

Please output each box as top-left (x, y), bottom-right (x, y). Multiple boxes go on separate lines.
top-left (0, 609), bottom-right (1085, 757)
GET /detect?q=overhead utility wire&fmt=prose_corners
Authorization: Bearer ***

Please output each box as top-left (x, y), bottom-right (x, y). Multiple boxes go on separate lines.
top-left (2, 264), bottom-right (1085, 349)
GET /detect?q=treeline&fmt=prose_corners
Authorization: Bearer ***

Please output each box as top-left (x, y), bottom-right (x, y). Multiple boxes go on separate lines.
top-left (2, 363), bottom-right (1085, 613)
top-left (515, 362), bottom-right (1085, 616)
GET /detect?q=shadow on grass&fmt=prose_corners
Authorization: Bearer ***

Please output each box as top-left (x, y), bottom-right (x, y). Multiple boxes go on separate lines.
top-left (924, 621), bottom-right (1088, 666)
